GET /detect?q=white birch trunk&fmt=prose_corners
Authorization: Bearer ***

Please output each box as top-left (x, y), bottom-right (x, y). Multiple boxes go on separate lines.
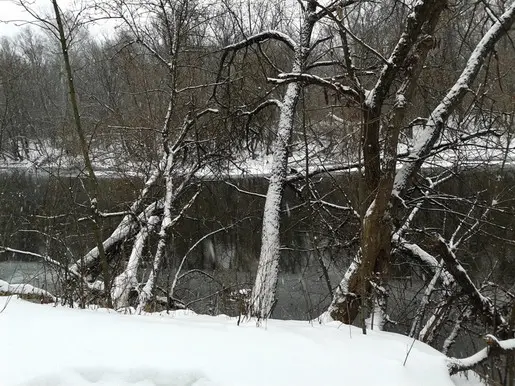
top-left (0, 280), bottom-right (56, 302)
top-left (442, 308), bottom-right (470, 355)
top-left (136, 175), bottom-right (200, 313)
top-left (325, 251), bottom-right (361, 320)
top-left (409, 260), bottom-right (445, 337)
top-left (68, 199), bottom-right (162, 283)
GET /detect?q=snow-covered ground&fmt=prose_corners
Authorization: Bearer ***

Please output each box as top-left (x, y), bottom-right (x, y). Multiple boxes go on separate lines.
top-left (0, 296), bottom-right (483, 386)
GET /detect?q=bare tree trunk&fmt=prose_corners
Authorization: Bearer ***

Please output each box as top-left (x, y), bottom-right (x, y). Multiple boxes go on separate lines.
top-left (248, 82), bottom-right (300, 319)
top-left (248, 6), bottom-right (316, 320)
top-left (328, 0), bottom-right (444, 322)
top-left (51, 0), bottom-right (112, 307)
top-left (136, 151), bottom-right (176, 313)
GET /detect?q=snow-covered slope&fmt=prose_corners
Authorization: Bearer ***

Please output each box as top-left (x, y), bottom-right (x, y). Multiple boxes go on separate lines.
top-left (0, 296), bottom-right (482, 386)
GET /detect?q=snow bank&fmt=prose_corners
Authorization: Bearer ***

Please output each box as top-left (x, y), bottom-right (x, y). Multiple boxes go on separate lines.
top-left (0, 296), bottom-right (483, 386)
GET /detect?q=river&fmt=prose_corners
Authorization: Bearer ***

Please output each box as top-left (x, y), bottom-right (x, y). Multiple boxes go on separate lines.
top-left (0, 168), bottom-right (513, 322)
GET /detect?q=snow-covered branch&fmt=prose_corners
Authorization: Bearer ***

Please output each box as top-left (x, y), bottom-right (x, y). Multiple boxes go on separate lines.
top-left (408, 258), bottom-right (446, 338)
top-left (393, 237), bottom-right (454, 286)
top-left (286, 162), bottom-right (361, 182)
top-left (238, 99), bottom-right (282, 116)
top-left (215, 29), bottom-right (296, 97)
top-left (434, 235), bottom-right (507, 332)
top-left (0, 246), bottom-right (105, 293)
top-left (447, 335), bottom-right (515, 375)
top-left (220, 30), bottom-right (296, 53)
top-left (269, 72), bottom-right (360, 101)
top-left (393, 1), bottom-right (515, 194)
top-left (0, 246), bottom-right (66, 272)
top-left (225, 181), bottom-right (267, 198)
top-left (69, 199), bottom-right (163, 276)
top-left (442, 307), bottom-right (471, 355)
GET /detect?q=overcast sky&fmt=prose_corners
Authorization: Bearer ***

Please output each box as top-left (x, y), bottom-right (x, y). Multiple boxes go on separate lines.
top-left (0, 0), bottom-right (112, 38)
top-left (0, 0), bottom-right (71, 38)
top-left (0, 0), bottom-right (32, 37)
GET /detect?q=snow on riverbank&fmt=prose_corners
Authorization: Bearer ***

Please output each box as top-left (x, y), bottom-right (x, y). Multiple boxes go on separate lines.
top-left (2, 130), bottom-right (514, 179)
top-left (0, 296), bottom-right (483, 386)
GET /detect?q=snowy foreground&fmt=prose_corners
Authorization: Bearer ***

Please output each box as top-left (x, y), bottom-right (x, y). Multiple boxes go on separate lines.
top-left (0, 296), bottom-right (483, 386)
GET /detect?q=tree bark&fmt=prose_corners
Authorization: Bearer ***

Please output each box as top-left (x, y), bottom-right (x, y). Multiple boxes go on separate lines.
top-left (327, 0), bottom-right (515, 325)
top-left (248, 5), bottom-right (317, 320)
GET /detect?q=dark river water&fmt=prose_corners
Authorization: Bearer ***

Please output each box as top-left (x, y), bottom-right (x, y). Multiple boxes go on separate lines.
top-left (0, 168), bottom-right (514, 325)
top-left (0, 169), bottom-right (357, 320)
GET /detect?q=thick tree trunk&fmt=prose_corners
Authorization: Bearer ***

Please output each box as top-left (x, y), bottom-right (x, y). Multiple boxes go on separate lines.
top-left (327, 0), bottom-right (515, 325)
top-left (326, 0), bottom-right (446, 323)
top-left (328, 184), bottom-right (393, 323)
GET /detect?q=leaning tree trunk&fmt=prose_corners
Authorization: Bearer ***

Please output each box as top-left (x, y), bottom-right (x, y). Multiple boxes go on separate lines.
top-left (247, 81), bottom-right (301, 319)
top-left (136, 150), bottom-right (176, 313)
top-left (248, 12), bottom-right (316, 320)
